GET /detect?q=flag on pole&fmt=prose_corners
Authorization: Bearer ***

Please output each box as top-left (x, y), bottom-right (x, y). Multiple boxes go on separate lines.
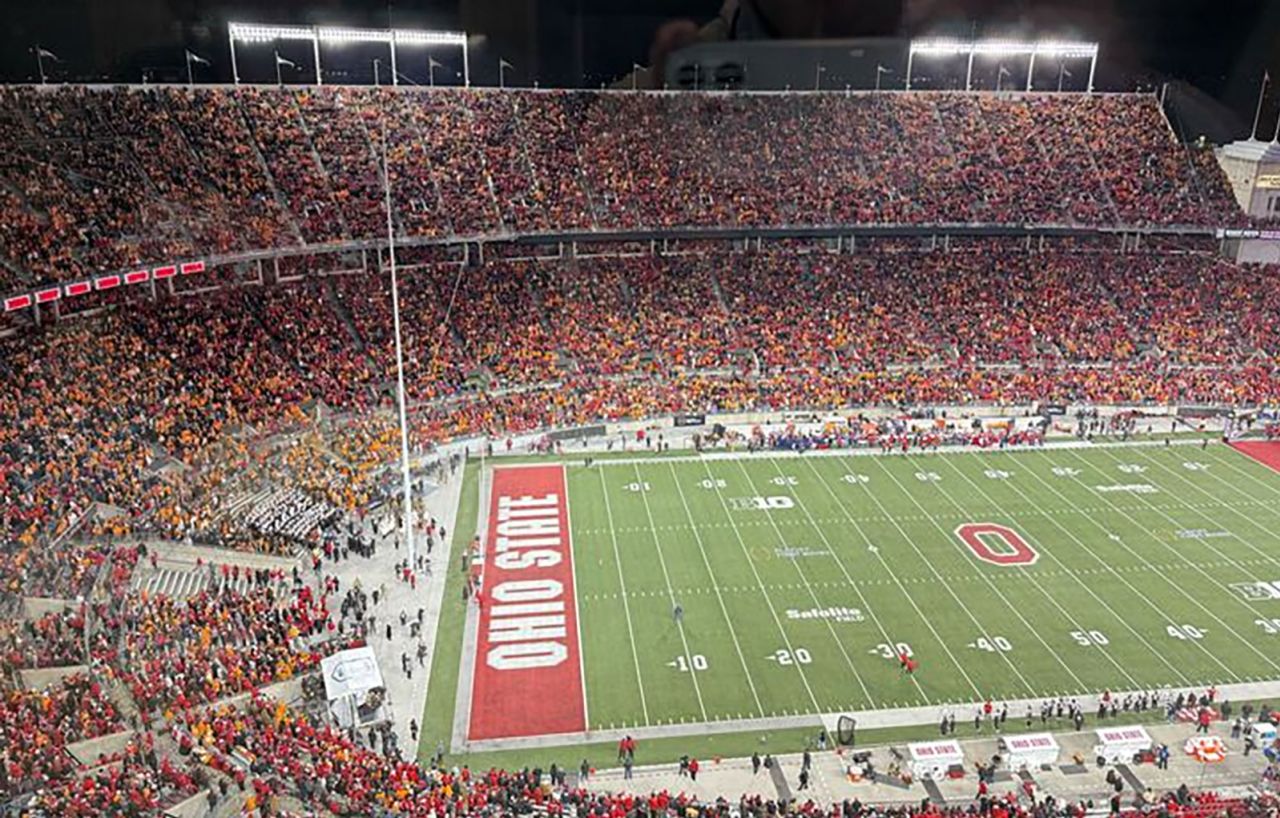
top-left (998, 66), bottom-right (1011, 76)
top-left (499, 59), bottom-right (514, 70)
top-left (428, 57), bottom-right (443, 69)
top-left (1063, 68), bottom-right (1073, 78)
top-left (186, 50), bottom-right (210, 66)
top-left (276, 54), bottom-right (297, 68)
top-left (34, 47), bottom-right (61, 61)
top-left (877, 64), bottom-right (892, 73)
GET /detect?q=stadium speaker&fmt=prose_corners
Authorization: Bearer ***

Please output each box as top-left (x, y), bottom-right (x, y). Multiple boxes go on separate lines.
top-left (837, 715), bottom-right (857, 746)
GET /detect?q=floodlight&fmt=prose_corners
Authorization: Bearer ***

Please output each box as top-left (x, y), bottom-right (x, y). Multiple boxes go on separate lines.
top-left (906, 37), bottom-right (1098, 92)
top-left (227, 22), bottom-right (471, 86)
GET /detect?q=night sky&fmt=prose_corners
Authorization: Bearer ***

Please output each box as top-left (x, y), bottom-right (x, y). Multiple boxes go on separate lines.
top-left (2, 0), bottom-right (1278, 140)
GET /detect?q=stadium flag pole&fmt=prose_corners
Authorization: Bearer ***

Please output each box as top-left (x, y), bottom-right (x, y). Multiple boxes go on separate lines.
top-left (275, 49), bottom-right (282, 86)
top-left (429, 56), bottom-right (442, 87)
top-left (1250, 70), bottom-right (1270, 141)
top-left (499, 58), bottom-right (513, 88)
top-left (185, 50), bottom-right (210, 87)
top-left (1272, 102), bottom-right (1280, 143)
top-left (380, 112), bottom-right (416, 568)
top-left (875, 65), bottom-right (891, 92)
top-left (374, 58), bottom-right (381, 87)
top-left (815, 61), bottom-right (825, 91)
top-left (31, 46), bottom-right (58, 85)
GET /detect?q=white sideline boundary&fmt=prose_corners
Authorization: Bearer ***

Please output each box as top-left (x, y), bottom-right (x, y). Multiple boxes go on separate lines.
top-left (458, 679), bottom-right (1280, 753)
top-left (505, 436), bottom-right (1224, 469)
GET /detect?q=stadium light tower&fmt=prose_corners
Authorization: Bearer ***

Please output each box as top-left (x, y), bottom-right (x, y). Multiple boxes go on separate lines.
top-left (906, 39), bottom-right (1098, 93)
top-left (228, 23), bottom-right (469, 86)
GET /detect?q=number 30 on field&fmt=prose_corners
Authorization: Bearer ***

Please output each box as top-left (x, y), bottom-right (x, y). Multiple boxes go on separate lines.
top-left (873, 642), bottom-right (912, 659)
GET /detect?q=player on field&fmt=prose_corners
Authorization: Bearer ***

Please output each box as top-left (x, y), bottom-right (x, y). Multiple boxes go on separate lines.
top-left (673, 602), bottom-right (684, 624)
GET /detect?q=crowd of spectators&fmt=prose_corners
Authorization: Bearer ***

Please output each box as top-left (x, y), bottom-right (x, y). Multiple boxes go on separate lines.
top-left (0, 86), bottom-right (1246, 292)
top-left (3, 245), bottom-right (1280, 554)
top-left (101, 585), bottom-right (329, 718)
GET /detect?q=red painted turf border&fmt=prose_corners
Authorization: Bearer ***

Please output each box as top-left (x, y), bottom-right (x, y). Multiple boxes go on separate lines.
top-left (468, 465), bottom-right (586, 741)
top-left (1228, 440), bottom-right (1280, 473)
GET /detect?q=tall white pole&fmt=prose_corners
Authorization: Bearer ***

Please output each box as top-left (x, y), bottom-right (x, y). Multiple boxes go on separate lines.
top-left (186, 52), bottom-right (194, 86)
top-left (374, 59), bottom-right (380, 87)
top-left (1086, 52), bottom-right (1096, 94)
top-left (875, 68), bottom-right (882, 92)
top-left (390, 41), bottom-right (399, 86)
top-left (965, 52), bottom-right (974, 91)
top-left (1057, 62), bottom-right (1065, 92)
top-left (905, 51), bottom-right (914, 90)
top-left (35, 47), bottom-right (46, 85)
top-left (429, 60), bottom-right (435, 87)
top-left (814, 62), bottom-right (822, 91)
top-left (229, 30), bottom-right (240, 85)
top-left (313, 30), bottom-right (322, 86)
top-left (381, 115), bottom-right (415, 569)
top-left (275, 49), bottom-right (283, 86)
top-left (1249, 71), bottom-right (1270, 141)
top-left (1026, 52), bottom-right (1036, 91)
top-left (499, 60), bottom-right (506, 89)
top-left (462, 42), bottom-right (470, 87)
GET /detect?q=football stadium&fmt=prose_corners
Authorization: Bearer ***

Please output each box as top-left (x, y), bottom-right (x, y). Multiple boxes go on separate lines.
top-left (2, 1), bottom-right (1280, 816)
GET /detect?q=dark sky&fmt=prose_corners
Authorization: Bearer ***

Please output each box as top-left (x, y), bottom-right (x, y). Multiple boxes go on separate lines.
top-left (3, 0), bottom-right (1278, 138)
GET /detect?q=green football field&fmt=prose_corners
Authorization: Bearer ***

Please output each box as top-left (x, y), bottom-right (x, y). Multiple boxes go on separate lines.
top-left (561, 442), bottom-right (1280, 732)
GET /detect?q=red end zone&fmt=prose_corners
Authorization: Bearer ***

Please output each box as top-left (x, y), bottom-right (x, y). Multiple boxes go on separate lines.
top-left (1229, 440), bottom-right (1280, 474)
top-left (468, 465), bottom-right (586, 741)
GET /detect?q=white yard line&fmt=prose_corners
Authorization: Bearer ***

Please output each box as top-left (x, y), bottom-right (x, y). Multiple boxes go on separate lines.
top-left (950, 452), bottom-right (1196, 686)
top-left (1202, 443), bottom-right (1280, 500)
top-left (929, 454), bottom-right (1146, 690)
top-left (804, 457), bottom-right (985, 700)
top-left (1063, 447), bottom-right (1280, 652)
top-left (997, 451), bottom-right (1244, 684)
top-left (563, 471), bottom-right (591, 732)
top-left (663, 461), bottom-right (767, 717)
top-left (629, 463), bottom-right (709, 721)
top-left (722, 457), bottom-right (876, 706)
top-left (1042, 449), bottom-right (1280, 676)
top-left (1127, 446), bottom-right (1280, 574)
top-left (691, 458), bottom-right (825, 713)
top-left (596, 467), bottom-right (652, 727)
top-left (765, 456), bottom-right (932, 705)
top-left (860, 456), bottom-right (1041, 696)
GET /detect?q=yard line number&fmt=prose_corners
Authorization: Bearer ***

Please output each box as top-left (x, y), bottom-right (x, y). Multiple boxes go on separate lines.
top-left (872, 642), bottom-right (913, 659)
top-left (971, 636), bottom-right (1013, 652)
top-left (1167, 624), bottom-right (1206, 641)
top-left (1256, 618), bottom-right (1280, 635)
top-left (671, 654), bottom-right (709, 672)
top-left (1070, 630), bottom-right (1110, 647)
top-left (769, 648), bottom-right (813, 665)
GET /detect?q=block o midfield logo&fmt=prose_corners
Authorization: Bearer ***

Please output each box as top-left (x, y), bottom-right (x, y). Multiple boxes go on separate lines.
top-left (954, 522), bottom-right (1038, 566)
